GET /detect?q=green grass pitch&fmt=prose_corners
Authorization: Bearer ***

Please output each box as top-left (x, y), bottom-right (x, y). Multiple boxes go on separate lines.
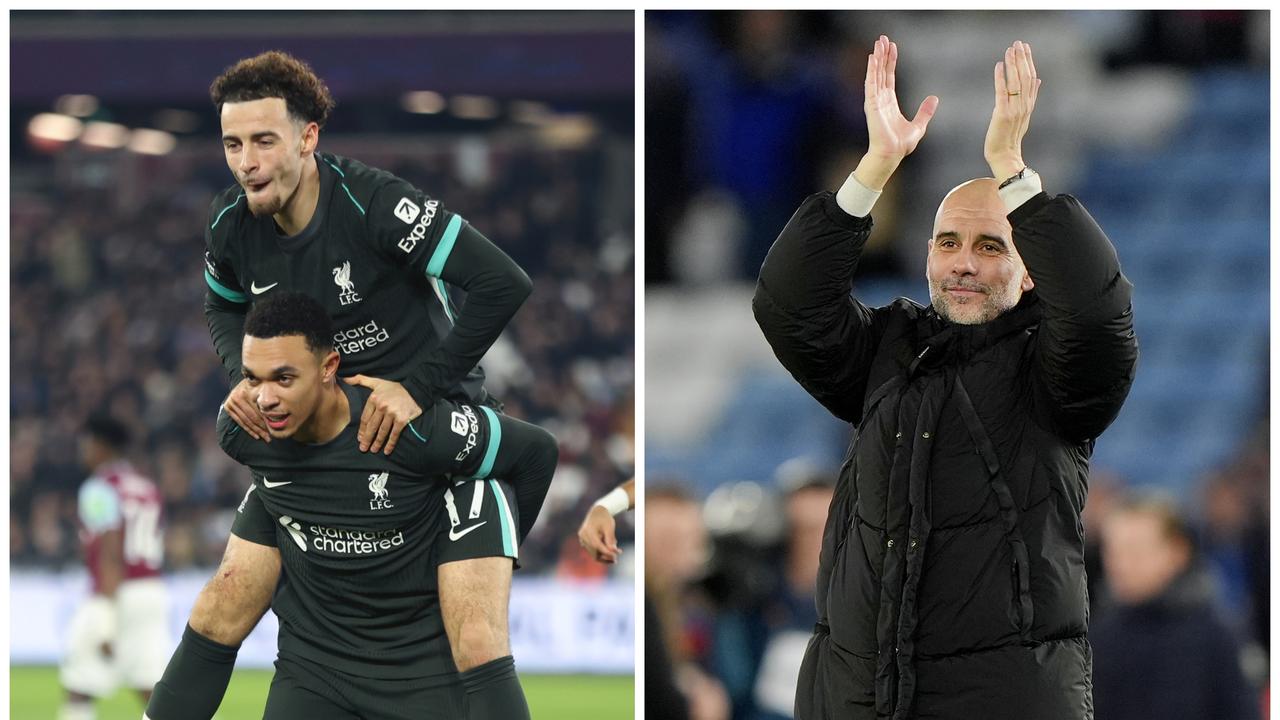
top-left (10, 666), bottom-right (634, 719)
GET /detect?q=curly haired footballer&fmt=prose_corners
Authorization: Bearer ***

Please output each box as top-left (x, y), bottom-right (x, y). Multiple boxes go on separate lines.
top-left (209, 50), bottom-right (335, 127)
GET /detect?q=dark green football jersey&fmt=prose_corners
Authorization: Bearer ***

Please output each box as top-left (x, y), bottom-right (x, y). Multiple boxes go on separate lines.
top-left (204, 152), bottom-right (524, 405)
top-left (220, 382), bottom-right (513, 680)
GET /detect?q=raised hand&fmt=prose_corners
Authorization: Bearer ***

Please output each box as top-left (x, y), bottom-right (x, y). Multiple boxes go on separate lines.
top-left (855, 35), bottom-right (940, 191)
top-left (984, 40), bottom-right (1042, 181)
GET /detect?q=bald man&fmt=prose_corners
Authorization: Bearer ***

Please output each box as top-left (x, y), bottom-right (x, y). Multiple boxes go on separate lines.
top-left (753, 37), bottom-right (1137, 720)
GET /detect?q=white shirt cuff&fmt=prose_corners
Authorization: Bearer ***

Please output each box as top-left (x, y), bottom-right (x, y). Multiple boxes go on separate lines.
top-left (997, 170), bottom-right (1043, 213)
top-left (835, 173), bottom-right (882, 218)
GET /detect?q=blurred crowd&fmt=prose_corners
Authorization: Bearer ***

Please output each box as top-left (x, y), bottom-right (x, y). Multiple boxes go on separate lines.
top-left (647, 422), bottom-right (1270, 720)
top-left (11, 135), bottom-right (635, 576)
top-left (646, 9), bottom-right (1268, 286)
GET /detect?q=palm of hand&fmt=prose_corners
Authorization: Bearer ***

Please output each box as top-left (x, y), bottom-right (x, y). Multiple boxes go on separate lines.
top-left (866, 90), bottom-right (925, 158)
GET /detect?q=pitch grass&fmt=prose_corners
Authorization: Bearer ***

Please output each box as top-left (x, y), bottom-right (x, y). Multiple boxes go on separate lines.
top-left (10, 666), bottom-right (634, 719)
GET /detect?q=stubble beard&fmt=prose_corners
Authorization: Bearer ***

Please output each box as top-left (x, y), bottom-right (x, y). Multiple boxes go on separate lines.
top-left (929, 279), bottom-right (1018, 325)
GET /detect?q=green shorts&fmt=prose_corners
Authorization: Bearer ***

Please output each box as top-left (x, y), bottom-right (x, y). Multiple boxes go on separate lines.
top-left (263, 654), bottom-right (466, 720)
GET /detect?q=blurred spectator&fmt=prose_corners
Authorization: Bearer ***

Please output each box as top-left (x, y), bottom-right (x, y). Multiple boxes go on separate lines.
top-left (12, 137), bottom-right (633, 575)
top-left (1081, 469), bottom-right (1124, 615)
top-left (1091, 491), bottom-right (1260, 720)
top-left (707, 474), bottom-right (833, 720)
top-left (647, 484), bottom-right (730, 720)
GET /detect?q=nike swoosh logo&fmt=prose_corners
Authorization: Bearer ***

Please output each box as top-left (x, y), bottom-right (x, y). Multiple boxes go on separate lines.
top-left (250, 281), bottom-right (279, 294)
top-left (448, 521), bottom-right (486, 541)
top-left (262, 478), bottom-right (293, 488)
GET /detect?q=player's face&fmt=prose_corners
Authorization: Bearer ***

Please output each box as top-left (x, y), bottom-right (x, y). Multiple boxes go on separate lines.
top-left (242, 334), bottom-right (332, 440)
top-left (220, 98), bottom-right (311, 218)
top-left (926, 185), bottom-right (1033, 325)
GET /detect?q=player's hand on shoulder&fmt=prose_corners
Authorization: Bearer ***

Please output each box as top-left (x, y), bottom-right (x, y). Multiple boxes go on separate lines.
top-left (578, 505), bottom-right (620, 564)
top-left (225, 378), bottom-right (270, 442)
top-left (345, 375), bottom-right (423, 455)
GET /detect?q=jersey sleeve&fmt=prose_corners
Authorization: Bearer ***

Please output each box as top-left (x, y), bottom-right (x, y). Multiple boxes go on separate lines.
top-left (401, 399), bottom-right (497, 479)
top-left (204, 192), bottom-right (250, 386)
top-left (406, 401), bottom-right (558, 484)
top-left (366, 178), bottom-right (461, 276)
top-left (78, 477), bottom-right (122, 534)
top-left (367, 179), bottom-right (533, 406)
top-left (216, 405), bottom-right (247, 463)
top-left (230, 484), bottom-right (278, 548)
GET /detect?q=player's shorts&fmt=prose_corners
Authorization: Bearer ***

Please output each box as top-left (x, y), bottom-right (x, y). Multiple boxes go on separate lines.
top-left (437, 478), bottom-right (521, 568)
top-left (263, 653), bottom-right (466, 720)
top-left (60, 578), bottom-right (170, 696)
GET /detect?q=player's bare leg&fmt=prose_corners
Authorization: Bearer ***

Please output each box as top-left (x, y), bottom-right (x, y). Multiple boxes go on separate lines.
top-left (146, 535), bottom-right (280, 720)
top-left (439, 556), bottom-right (529, 720)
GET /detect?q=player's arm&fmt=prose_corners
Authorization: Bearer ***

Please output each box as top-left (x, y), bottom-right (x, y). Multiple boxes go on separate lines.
top-left (753, 35), bottom-right (937, 423)
top-left (409, 403), bottom-right (558, 541)
top-left (578, 478), bottom-right (634, 564)
top-left (984, 41), bottom-right (1136, 440)
top-left (146, 493), bottom-right (280, 720)
top-left (204, 206), bottom-right (271, 442)
top-left (351, 185), bottom-right (532, 455)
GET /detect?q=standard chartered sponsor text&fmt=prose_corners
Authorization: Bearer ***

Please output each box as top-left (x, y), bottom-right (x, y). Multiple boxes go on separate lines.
top-left (308, 524), bottom-right (405, 555)
top-left (334, 320), bottom-right (390, 355)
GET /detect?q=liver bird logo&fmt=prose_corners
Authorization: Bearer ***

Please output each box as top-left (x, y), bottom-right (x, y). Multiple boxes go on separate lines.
top-left (333, 261), bottom-right (356, 293)
top-left (368, 472), bottom-right (390, 500)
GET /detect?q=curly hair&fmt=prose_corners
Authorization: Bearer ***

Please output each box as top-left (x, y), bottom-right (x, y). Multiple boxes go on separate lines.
top-left (210, 51), bottom-right (335, 127)
top-left (244, 292), bottom-right (334, 354)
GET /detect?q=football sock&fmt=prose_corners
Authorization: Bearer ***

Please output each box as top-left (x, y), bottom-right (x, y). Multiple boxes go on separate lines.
top-left (144, 624), bottom-right (239, 720)
top-left (57, 700), bottom-right (95, 720)
top-left (459, 655), bottom-right (530, 720)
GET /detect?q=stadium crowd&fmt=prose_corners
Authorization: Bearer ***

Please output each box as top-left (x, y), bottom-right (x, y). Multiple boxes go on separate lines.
top-left (12, 137), bottom-right (634, 576)
top-left (647, 425), bottom-right (1269, 720)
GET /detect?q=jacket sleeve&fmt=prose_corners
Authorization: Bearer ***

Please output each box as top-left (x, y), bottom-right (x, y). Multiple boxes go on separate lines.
top-left (1010, 192), bottom-right (1138, 440)
top-left (752, 191), bottom-right (892, 424)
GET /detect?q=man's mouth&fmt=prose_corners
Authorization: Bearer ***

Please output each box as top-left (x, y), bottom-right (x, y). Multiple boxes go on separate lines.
top-left (246, 179), bottom-right (271, 194)
top-left (945, 286), bottom-right (985, 296)
top-left (263, 412), bottom-right (289, 430)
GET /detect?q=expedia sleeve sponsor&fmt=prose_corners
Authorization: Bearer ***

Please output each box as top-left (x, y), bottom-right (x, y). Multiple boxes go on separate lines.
top-left (414, 401), bottom-right (492, 477)
top-left (367, 178), bottom-right (456, 276)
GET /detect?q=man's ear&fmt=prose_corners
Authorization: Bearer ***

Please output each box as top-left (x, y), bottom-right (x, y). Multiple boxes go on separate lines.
top-left (321, 350), bottom-right (340, 383)
top-left (300, 121), bottom-right (320, 155)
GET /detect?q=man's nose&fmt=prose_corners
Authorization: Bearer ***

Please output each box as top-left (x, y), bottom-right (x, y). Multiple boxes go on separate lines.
top-left (239, 145), bottom-right (257, 175)
top-left (951, 246), bottom-right (978, 275)
top-left (257, 386), bottom-right (278, 409)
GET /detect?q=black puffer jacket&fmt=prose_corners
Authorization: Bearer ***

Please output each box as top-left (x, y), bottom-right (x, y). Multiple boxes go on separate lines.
top-left (753, 190), bottom-right (1137, 720)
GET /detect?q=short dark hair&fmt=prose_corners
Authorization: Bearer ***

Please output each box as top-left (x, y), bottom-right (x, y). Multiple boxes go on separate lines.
top-left (84, 412), bottom-right (130, 451)
top-left (244, 292), bottom-right (334, 354)
top-left (210, 51), bottom-right (335, 127)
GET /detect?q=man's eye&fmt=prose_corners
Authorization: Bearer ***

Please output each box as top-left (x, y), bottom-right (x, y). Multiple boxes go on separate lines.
top-left (246, 377), bottom-right (259, 386)
top-left (278, 376), bottom-right (293, 386)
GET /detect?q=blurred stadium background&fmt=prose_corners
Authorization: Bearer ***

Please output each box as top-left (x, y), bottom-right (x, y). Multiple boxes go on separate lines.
top-left (645, 10), bottom-right (1268, 720)
top-left (11, 10), bottom-right (634, 718)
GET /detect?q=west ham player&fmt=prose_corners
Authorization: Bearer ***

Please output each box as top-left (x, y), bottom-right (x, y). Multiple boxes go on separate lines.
top-left (197, 51), bottom-right (550, 716)
top-left (147, 294), bottom-right (557, 720)
top-left (60, 415), bottom-right (169, 720)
